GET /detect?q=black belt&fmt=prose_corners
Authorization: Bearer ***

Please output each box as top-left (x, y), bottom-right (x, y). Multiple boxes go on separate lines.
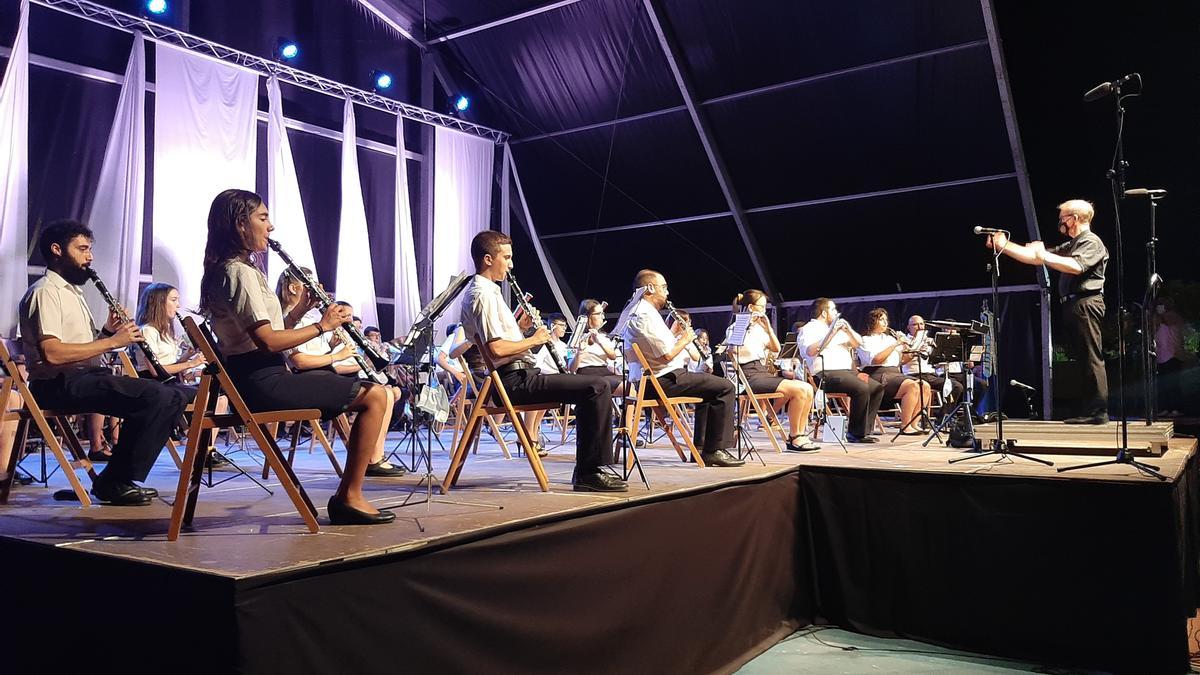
top-left (1061, 290), bottom-right (1103, 304)
top-left (496, 360), bottom-right (534, 376)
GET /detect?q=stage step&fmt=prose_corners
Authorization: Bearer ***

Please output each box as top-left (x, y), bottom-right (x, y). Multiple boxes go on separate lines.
top-left (973, 420), bottom-right (1174, 457)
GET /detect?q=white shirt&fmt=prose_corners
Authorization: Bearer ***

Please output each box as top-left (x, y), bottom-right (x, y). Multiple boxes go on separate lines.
top-left (575, 332), bottom-right (617, 370)
top-left (19, 270), bottom-right (103, 379)
top-left (725, 320), bottom-right (772, 365)
top-left (290, 309), bottom-right (332, 357)
top-left (623, 298), bottom-right (687, 381)
top-left (459, 274), bottom-right (534, 369)
top-left (136, 324), bottom-right (182, 372)
top-left (857, 333), bottom-right (902, 368)
top-left (900, 330), bottom-right (936, 375)
top-left (207, 260), bottom-right (285, 357)
top-left (799, 319), bottom-right (853, 374)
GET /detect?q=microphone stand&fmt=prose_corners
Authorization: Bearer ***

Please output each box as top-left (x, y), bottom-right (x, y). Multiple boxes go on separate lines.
top-left (1058, 83), bottom-right (1166, 479)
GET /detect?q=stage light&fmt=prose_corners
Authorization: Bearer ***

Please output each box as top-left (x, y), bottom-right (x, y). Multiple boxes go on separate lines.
top-left (453, 95), bottom-right (470, 112)
top-left (370, 70), bottom-right (393, 91)
top-left (275, 38), bottom-right (299, 61)
top-left (146, 0), bottom-right (167, 15)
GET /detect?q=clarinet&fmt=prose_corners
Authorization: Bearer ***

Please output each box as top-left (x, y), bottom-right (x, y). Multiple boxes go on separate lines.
top-left (505, 270), bottom-right (567, 373)
top-left (664, 300), bottom-right (711, 361)
top-left (84, 267), bottom-right (173, 382)
top-left (267, 239), bottom-right (390, 383)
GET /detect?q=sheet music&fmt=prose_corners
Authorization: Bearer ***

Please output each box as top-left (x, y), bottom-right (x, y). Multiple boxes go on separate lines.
top-left (612, 286), bottom-right (650, 337)
top-left (726, 312), bottom-right (752, 347)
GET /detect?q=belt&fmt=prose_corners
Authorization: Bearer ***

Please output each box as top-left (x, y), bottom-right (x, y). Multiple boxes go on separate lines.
top-left (1061, 290), bottom-right (1103, 304)
top-left (496, 360), bottom-right (533, 376)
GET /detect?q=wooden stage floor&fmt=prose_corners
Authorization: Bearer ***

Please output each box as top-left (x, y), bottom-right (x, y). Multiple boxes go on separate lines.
top-left (1, 422), bottom-right (1194, 580)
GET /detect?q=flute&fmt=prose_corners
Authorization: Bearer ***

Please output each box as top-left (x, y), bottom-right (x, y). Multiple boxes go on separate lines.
top-left (505, 270), bottom-right (567, 373)
top-left (664, 300), bottom-right (711, 361)
top-left (267, 239), bottom-right (389, 384)
top-left (85, 267), bottom-right (173, 382)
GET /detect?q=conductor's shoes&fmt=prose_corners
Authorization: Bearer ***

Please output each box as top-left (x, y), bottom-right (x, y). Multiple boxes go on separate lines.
top-left (573, 471), bottom-right (628, 492)
top-left (90, 477), bottom-right (152, 506)
top-left (701, 449), bottom-right (746, 467)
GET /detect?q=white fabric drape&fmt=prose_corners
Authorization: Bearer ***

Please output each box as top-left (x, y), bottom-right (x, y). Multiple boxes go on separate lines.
top-left (433, 126), bottom-right (494, 333)
top-left (0, 0), bottom-right (29, 337)
top-left (152, 44), bottom-right (257, 308)
top-left (83, 32), bottom-right (146, 322)
top-left (265, 75), bottom-right (315, 290)
top-left (334, 98), bottom-right (378, 328)
top-left (392, 115), bottom-right (421, 338)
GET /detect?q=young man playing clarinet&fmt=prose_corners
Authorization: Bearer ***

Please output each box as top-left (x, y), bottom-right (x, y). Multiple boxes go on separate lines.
top-left (460, 231), bottom-right (626, 492)
top-left (18, 220), bottom-right (187, 505)
top-left (622, 269), bottom-right (744, 467)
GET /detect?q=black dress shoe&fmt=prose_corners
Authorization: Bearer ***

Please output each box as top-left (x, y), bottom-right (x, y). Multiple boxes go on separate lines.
top-left (132, 483), bottom-right (159, 498)
top-left (846, 433), bottom-right (879, 444)
top-left (1064, 414), bottom-right (1109, 425)
top-left (365, 461), bottom-right (407, 477)
top-left (327, 497), bottom-right (396, 525)
top-left (701, 449), bottom-right (746, 467)
top-left (90, 478), bottom-right (152, 506)
top-left (573, 471), bottom-right (628, 492)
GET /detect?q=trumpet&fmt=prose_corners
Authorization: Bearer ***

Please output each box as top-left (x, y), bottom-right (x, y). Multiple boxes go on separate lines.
top-left (505, 270), bottom-right (566, 373)
top-left (664, 300), bottom-right (711, 361)
top-left (267, 239), bottom-right (389, 384)
top-left (85, 267), bottom-right (173, 382)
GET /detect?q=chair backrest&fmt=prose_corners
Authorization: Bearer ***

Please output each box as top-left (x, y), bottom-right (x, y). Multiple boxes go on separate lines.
top-left (630, 343), bottom-right (673, 404)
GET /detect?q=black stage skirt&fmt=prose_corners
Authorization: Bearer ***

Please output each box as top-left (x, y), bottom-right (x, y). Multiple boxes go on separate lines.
top-left (576, 365), bottom-right (622, 391)
top-left (862, 365), bottom-right (911, 401)
top-left (224, 351), bottom-right (362, 420)
top-left (741, 361), bottom-right (785, 395)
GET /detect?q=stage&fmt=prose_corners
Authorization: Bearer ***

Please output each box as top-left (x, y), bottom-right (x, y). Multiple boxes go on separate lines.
top-left (3, 423), bottom-right (1198, 673)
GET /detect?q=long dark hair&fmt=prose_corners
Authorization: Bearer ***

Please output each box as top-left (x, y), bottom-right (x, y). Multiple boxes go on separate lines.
top-left (864, 307), bottom-right (888, 334)
top-left (198, 189), bottom-right (262, 314)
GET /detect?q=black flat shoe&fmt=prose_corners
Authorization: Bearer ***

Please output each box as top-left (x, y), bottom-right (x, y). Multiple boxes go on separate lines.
top-left (90, 478), bottom-right (152, 506)
top-left (701, 449), bottom-right (746, 467)
top-left (132, 483), bottom-right (159, 498)
top-left (846, 434), bottom-right (879, 444)
top-left (327, 497), bottom-right (396, 525)
top-left (572, 471), bottom-right (628, 492)
top-left (365, 461), bottom-right (407, 477)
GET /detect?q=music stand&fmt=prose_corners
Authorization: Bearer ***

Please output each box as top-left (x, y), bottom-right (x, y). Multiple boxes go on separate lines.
top-left (922, 332), bottom-right (972, 448)
top-left (725, 313), bottom-right (766, 465)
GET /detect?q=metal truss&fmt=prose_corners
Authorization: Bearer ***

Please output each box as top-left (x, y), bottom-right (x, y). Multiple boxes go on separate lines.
top-left (32, 0), bottom-right (509, 143)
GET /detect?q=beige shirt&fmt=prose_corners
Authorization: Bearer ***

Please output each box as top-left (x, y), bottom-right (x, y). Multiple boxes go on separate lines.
top-left (623, 298), bottom-right (687, 381)
top-left (19, 270), bottom-right (103, 379)
top-left (207, 260), bottom-right (285, 356)
top-left (459, 274), bottom-right (534, 369)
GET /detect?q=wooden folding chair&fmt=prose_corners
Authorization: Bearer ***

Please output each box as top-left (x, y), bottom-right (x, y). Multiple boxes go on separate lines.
top-left (260, 413), bottom-right (343, 480)
top-left (450, 356), bottom-right (511, 460)
top-left (727, 358), bottom-right (787, 453)
top-left (628, 344), bottom-right (705, 466)
top-left (0, 340), bottom-right (95, 505)
top-left (442, 336), bottom-right (559, 493)
top-left (116, 350), bottom-right (184, 470)
top-left (168, 317), bottom-right (325, 540)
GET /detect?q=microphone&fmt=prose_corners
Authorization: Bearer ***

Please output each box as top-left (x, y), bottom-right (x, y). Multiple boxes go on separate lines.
top-left (1083, 73), bottom-right (1137, 102)
top-left (973, 226), bottom-right (1008, 235)
top-left (1009, 379), bottom-right (1036, 392)
top-left (1124, 188), bottom-right (1167, 198)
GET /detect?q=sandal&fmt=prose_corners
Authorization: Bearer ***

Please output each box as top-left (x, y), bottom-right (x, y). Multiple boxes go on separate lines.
top-left (785, 435), bottom-right (821, 452)
top-left (87, 442), bottom-right (113, 463)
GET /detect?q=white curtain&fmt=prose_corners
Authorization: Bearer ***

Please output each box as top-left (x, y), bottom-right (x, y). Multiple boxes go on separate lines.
top-left (334, 98), bottom-right (379, 328)
top-left (152, 44), bottom-right (258, 308)
top-left (265, 75), bottom-right (315, 290)
top-left (433, 126), bottom-right (494, 333)
top-left (392, 115), bottom-right (421, 338)
top-left (83, 32), bottom-right (146, 322)
top-left (0, 0), bottom-right (29, 337)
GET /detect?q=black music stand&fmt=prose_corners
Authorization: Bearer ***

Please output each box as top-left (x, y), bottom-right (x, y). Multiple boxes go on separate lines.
top-left (921, 331), bottom-right (973, 449)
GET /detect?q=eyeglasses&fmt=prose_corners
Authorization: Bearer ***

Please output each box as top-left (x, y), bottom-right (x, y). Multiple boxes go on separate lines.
top-left (589, 311), bottom-right (605, 316)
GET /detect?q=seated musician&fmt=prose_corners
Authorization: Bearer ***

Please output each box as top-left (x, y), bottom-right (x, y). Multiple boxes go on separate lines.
top-left (622, 270), bottom-right (744, 467)
top-left (460, 231), bottom-right (625, 492)
top-left (570, 298), bottom-right (623, 394)
top-left (900, 314), bottom-right (963, 406)
top-left (200, 189), bottom-right (395, 525)
top-left (798, 298), bottom-right (885, 444)
top-left (727, 289), bottom-right (820, 451)
top-left (18, 220), bottom-right (187, 505)
top-left (857, 308), bottom-right (932, 435)
top-left (274, 268), bottom-right (405, 478)
top-left (134, 283), bottom-right (208, 392)
top-left (522, 313), bottom-right (571, 458)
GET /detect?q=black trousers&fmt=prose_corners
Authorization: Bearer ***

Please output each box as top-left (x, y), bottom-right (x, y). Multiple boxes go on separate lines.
top-left (651, 370), bottom-right (734, 453)
top-left (500, 369), bottom-right (612, 473)
top-left (29, 367), bottom-right (187, 483)
top-left (1157, 357), bottom-right (1183, 412)
top-left (819, 369), bottom-right (885, 437)
top-left (912, 372), bottom-right (964, 406)
top-left (1063, 296), bottom-right (1108, 416)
